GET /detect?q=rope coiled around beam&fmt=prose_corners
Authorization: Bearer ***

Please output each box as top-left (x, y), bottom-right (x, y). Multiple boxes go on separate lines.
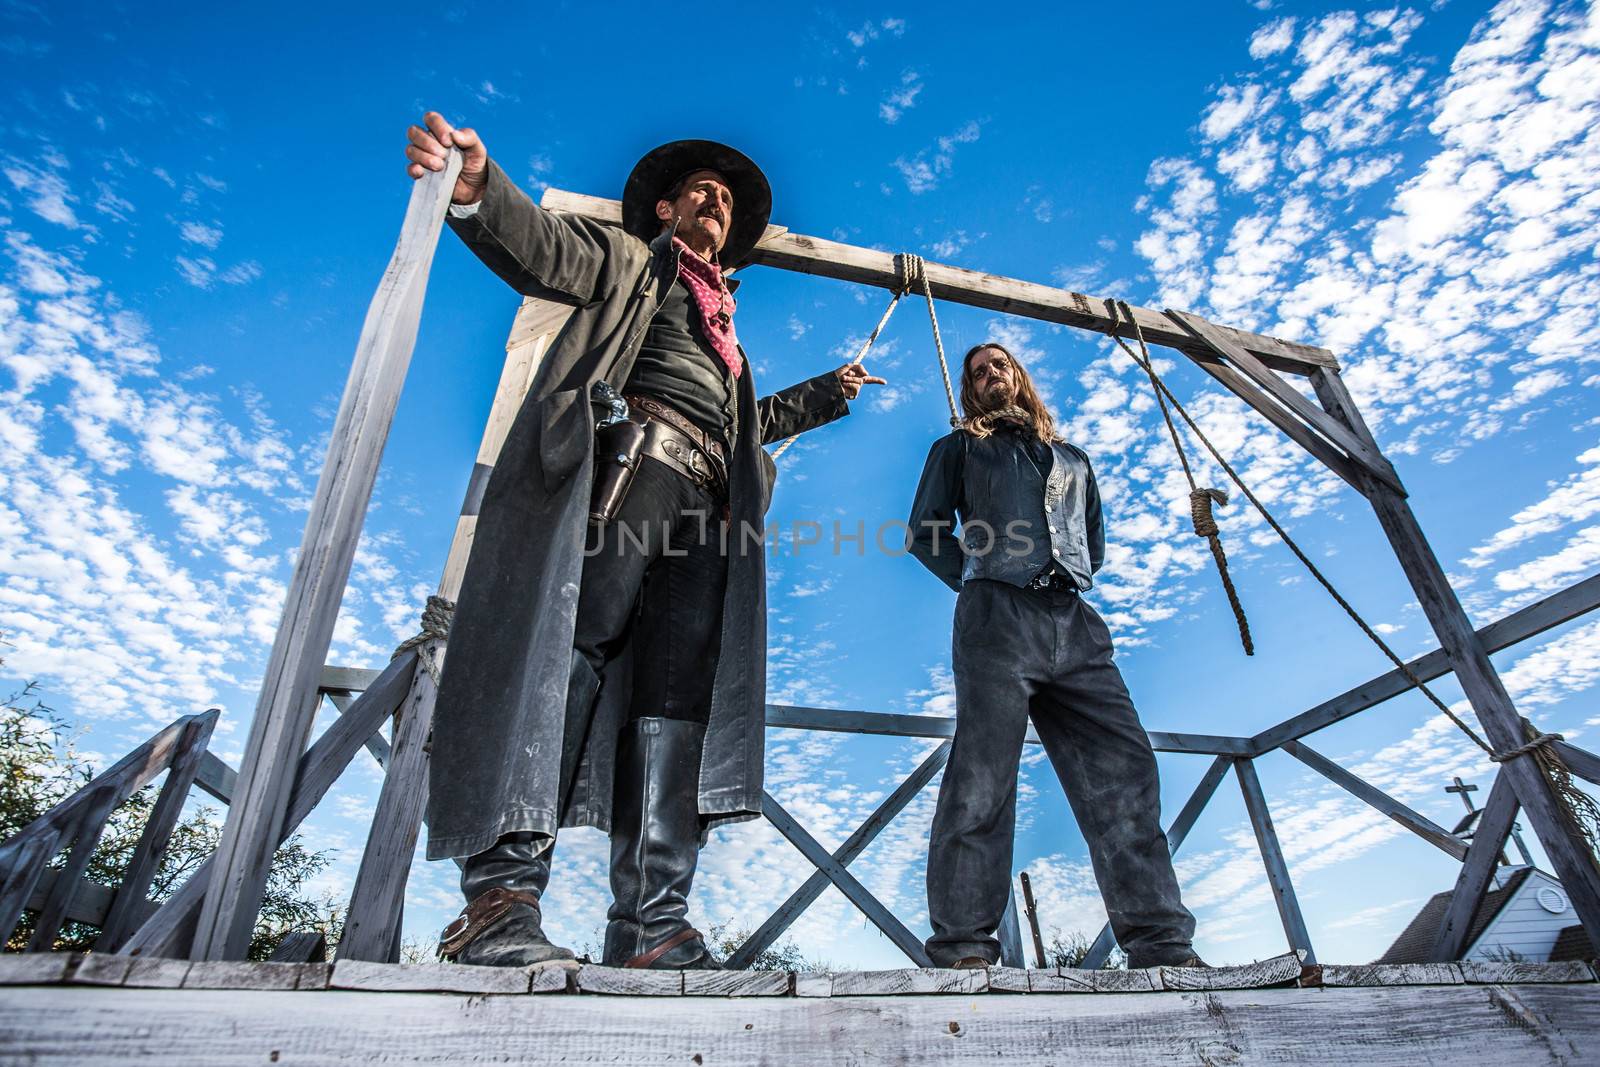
top-left (392, 595), bottom-right (454, 684)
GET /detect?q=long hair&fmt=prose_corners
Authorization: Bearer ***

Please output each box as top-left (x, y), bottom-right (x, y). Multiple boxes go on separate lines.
top-left (959, 343), bottom-right (1056, 441)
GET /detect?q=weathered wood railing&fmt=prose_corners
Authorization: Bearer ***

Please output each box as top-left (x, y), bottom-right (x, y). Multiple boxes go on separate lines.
top-left (3, 573), bottom-right (1594, 967)
top-left (301, 569), bottom-right (1600, 971)
top-left (0, 709), bottom-right (219, 952)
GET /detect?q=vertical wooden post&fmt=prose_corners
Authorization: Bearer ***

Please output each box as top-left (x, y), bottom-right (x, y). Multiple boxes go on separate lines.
top-left (1235, 758), bottom-right (1316, 963)
top-left (334, 656), bottom-right (440, 962)
top-left (190, 152), bottom-right (465, 961)
top-left (1429, 773), bottom-right (1519, 961)
top-left (1019, 872), bottom-right (1046, 969)
top-left (1310, 367), bottom-right (1600, 951)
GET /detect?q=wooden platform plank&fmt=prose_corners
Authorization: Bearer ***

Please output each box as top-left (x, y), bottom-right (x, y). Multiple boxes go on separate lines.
top-left (528, 962), bottom-right (576, 994)
top-left (1160, 953), bottom-right (1302, 991)
top-left (69, 954), bottom-right (133, 987)
top-left (1029, 968), bottom-right (1161, 993)
top-left (181, 961), bottom-right (303, 990)
top-left (120, 958), bottom-right (192, 989)
top-left (1314, 963), bottom-right (1464, 987)
top-left (988, 966), bottom-right (1031, 993)
top-left (828, 967), bottom-right (988, 996)
top-left (682, 970), bottom-right (790, 997)
top-left (794, 971), bottom-right (832, 997)
top-left (574, 965), bottom-right (684, 995)
top-left (12, 984), bottom-right (1595, 1065)
top-left (0, 952), bottom-right (76, 986)
top-left (1458, 960), bottom-right (1595, 984)
top-left (330, 959), bottom-right (532, 994)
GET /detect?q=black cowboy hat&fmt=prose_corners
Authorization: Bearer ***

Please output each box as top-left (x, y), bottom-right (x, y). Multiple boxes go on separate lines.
top-left (621, 139), bottom-right (771, 267)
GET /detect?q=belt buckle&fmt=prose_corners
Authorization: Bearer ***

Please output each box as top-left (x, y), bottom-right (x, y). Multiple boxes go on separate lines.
top-left (1029, 573), bottom-right (1050, 590)
top-left (687, 447), bottom-right (713, 485)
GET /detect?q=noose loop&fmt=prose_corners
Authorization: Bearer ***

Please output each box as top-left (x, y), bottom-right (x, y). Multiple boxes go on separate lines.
top-left (1107, 299), bottom-right (1253, 655)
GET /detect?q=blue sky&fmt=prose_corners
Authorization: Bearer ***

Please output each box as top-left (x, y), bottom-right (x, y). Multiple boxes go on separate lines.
top-left (3, 0), bottom-right (1599, 967)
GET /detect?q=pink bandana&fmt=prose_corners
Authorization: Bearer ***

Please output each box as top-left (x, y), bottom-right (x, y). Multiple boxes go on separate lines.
top-left (673, 237), bottom-right (742, 379)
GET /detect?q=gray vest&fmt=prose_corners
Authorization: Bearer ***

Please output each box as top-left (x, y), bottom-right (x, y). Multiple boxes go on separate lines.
top-left (959, 432), bottom-right (1094, 590)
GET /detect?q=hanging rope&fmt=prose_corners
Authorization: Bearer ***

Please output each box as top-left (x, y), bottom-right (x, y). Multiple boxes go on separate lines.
top-left (899, 253), bottom-right (961, 428)
top-left (392, 594), bottom-right (454, 684)
top-left (768, 259), bottom-right (921, 463)
top-left (1107, 299), bottom-right (1253, 656)
top-left (1098, 303), bottom-right (1600, 855)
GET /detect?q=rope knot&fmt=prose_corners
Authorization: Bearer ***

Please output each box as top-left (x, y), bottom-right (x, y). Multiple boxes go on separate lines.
top-left (392, 595), bottom-right (455, 683)
top-left (893, 252), bottom-right (926, 295)
top-left (1489, 729), bottom-right (1565, 763)
top-left (1189, 487), bottom-right (1229, 539)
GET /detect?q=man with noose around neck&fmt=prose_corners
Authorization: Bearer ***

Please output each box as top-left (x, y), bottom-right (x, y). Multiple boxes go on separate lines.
top-left (907, 342), bottom-right (1203, 970)
top-left (406, 114), bottom-right (884, 970)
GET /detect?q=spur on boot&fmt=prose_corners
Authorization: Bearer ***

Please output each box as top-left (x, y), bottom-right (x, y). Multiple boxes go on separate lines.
top-left (439, 832), bottom-right (574, 967)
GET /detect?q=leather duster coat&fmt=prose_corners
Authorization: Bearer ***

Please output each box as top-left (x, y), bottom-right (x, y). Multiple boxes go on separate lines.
top-left (426, 161), bottom-right (848, 861)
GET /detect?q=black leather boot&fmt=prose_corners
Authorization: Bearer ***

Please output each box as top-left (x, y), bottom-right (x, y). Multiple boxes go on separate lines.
top-left (438, 833), bottom-right (575, 967)
top-left (603, 718), bottom-right (722, 969)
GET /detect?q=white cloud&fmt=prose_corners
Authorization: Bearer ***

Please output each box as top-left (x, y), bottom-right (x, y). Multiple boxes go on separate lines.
top-left (893, 120), bottom-right (980, 194)
top-left (179, 220), bottom-right (223, 248)
top-left (1250, 17), bottom-right (1297, 59)
top-left (879, 70), bottom-right (922, 123)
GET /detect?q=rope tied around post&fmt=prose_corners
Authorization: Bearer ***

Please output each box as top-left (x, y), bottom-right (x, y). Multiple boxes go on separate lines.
top-left (392, 594), bottom-right (454, 684)
top-left (1107, 299), bottom-right (1253, 656)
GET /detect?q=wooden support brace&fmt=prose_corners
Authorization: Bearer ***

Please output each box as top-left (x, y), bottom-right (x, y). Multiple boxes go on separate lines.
top-left (26, 786), bottom-right (121, 951)
top-left (1235, 759), bottom-right (1316, 964)
top-left (1081, 755), bottom-right (1234, 969)
top-left (1428, 773), bottom-right (1520, 962)
top-left (1190, 358), bottom-right (1366, 492)
top-left (539, 188), bottom-right (1337, 375)
top-left (761, 791), bottom-right (933, 967)
top-left (1168, 310), bottom-right (1403, 493)
top-left (1253, 572), bottom-right (1600, 753)
top-left (100, 711), bottom-right (221, 951)
top-left (193, 153), bottom-right (464, 960)
top-left (727, 741), bottom-right (951, 970)
top-left (337, 646), bottom-right (441, 962)
top-left (1281, 740), bottom-right (1468, 861)
top-left (1310, 366), bottom-right (1600, 959)
top-left (119, 651), bottom-right (420, 959)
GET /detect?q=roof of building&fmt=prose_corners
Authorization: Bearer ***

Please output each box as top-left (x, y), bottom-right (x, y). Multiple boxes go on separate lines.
top-left (1377, 867), bottom-right (1533, 964)
top-left (1549, 923), bottom-right (1597, 963)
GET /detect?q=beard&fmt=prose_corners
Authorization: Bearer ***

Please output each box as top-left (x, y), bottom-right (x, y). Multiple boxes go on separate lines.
top-left (678, 212), bottom-right (727, 256)
top-left (974, 379), bottom-right (1016, 411)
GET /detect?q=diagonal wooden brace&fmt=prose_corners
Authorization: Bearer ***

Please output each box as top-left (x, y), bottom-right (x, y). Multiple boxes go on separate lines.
top-left (728, 742), bottom-right (951, 970)
top-left (1167, 309), bottom-right (1404, 494)
top-left (761, 791), bottom-right (933, 967)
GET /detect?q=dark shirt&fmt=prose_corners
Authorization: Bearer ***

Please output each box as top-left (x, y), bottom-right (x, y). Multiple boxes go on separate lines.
top-left (907, 426), bottom-right (1104, 594)
top-left (626, 279), bottom-right (736, 439)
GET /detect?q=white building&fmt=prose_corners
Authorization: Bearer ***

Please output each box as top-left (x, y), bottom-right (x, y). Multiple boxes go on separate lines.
top-left (1379, 866), bottom-right (1594, 964)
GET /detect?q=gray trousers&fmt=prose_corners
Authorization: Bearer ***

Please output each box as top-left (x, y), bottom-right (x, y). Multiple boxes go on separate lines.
top-left (925, 579), bottom-right (1196, 967)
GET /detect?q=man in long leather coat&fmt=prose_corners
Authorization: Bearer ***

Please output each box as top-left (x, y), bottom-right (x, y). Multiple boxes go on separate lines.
top-left (906, 342), bottom-right (1202, 970)
top-left (405, 114), bottom-right (883, 969)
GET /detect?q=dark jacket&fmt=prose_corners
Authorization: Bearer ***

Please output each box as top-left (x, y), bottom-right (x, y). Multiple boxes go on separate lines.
top-left (426, 160), bottom-right (848, 860)
top-left (907, 428), bottom-right (1103, 593)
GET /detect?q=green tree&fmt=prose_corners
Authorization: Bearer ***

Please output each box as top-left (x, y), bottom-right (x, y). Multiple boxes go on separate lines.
top-left (1, 677), bottom-right (342, 960)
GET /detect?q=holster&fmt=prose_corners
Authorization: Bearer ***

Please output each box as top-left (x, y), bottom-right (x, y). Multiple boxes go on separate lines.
top-left (590, 418), bottom-right (648, 525)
